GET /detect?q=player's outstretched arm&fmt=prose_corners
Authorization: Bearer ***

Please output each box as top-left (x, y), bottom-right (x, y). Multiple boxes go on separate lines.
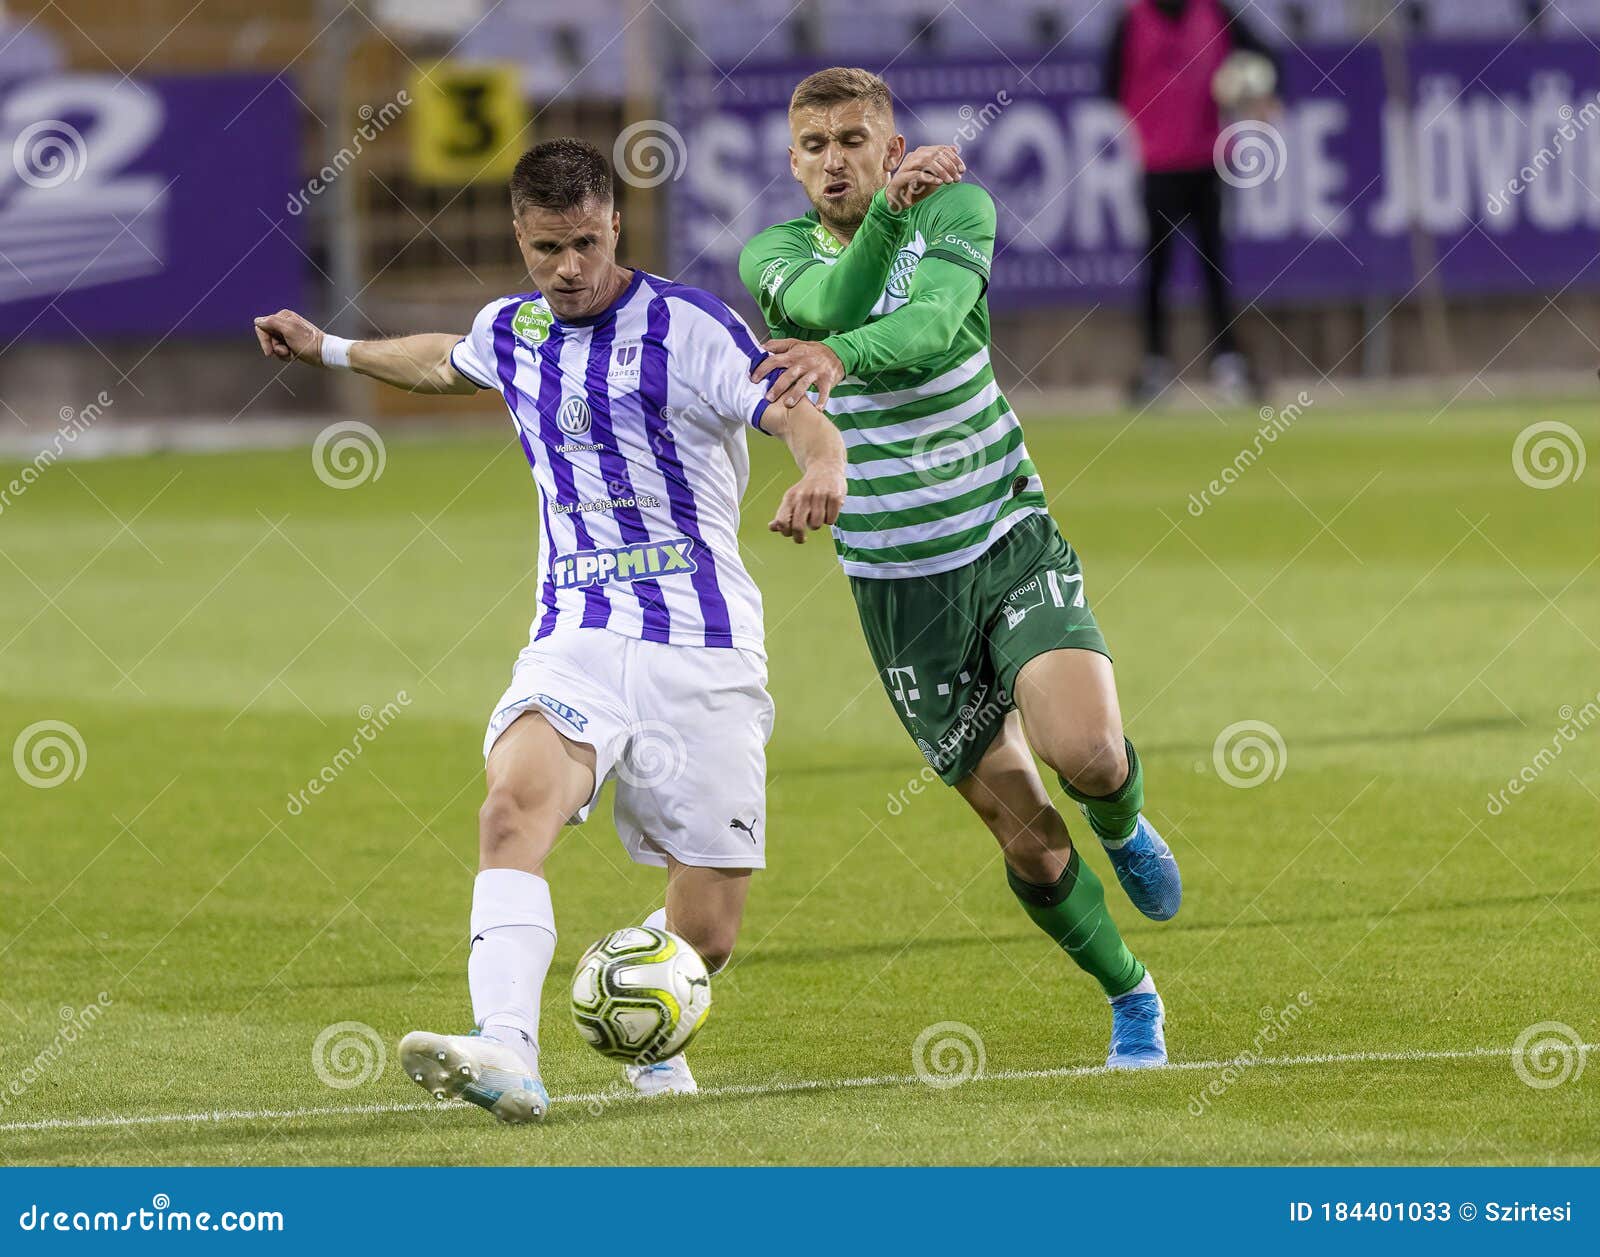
top-left (738, 145), bottom-right (962, 335)
top-left (822, 256), bottom-right (984, 378)
top-left (761, 398), bottom-right (847, 545)
top-left (252, 309), bottom-right (479, 395)
top-left (753, 255), bottom-right (984, 405)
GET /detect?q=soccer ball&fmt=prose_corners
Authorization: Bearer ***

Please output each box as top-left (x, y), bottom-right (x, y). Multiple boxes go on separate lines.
top-left (569, 926), bottom-right (712, 1063)
top-left (1212, 51), bottom-right (1277, 109)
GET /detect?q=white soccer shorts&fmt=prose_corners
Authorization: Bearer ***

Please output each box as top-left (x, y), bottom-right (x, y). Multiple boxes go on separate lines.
top-left (483, 630), bottom-right (773, 869)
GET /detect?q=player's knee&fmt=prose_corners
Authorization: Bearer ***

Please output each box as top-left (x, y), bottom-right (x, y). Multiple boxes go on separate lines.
top-left (1052, 732), bottom-right (1128, 798)
top-left (477, 782), bottom-right (562, 867)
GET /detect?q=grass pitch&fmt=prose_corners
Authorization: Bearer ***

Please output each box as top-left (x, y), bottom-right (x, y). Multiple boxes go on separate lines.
top-left (1, 396), bottom-right (1595, 1165)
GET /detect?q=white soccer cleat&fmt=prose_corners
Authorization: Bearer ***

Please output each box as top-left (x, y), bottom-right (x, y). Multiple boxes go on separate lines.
top-left (624, 1053), bottom-right (697, 1097)
top-left (399, 1030), bottom-right (549, 1124)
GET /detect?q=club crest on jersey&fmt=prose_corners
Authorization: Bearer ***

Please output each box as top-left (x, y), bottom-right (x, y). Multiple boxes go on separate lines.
top-left (552, 537), bottom-right (696, 590)
top-left (512, 300), bottom-right (553, 347)
top-left (886, 247), bottom-right (921, 299)
top-left (610, 342), bottom-right (641, 382)
top-left (558, 396), bottom-right (592, 435)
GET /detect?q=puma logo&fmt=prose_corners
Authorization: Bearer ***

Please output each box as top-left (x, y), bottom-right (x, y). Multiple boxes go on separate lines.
top-left (729, 817), bottom-right (759, 843)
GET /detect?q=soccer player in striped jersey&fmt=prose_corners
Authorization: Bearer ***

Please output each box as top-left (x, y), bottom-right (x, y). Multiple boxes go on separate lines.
top-left (738, 68), bottom-right (1180, 1068)
top-left (255, 138), bottom-right (845, 1121)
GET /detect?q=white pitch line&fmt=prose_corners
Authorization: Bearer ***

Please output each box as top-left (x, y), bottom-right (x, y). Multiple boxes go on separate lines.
top-left (1, 1042), bottom-right (1589, 1135)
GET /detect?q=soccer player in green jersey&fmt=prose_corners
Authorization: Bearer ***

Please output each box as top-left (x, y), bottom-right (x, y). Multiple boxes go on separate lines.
top-left (739, 68), bottom-right (1180, 1067)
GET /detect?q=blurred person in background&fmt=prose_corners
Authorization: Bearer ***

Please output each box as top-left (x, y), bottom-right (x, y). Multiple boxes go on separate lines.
top-left (1104, 0), bottom-right (1278, 405)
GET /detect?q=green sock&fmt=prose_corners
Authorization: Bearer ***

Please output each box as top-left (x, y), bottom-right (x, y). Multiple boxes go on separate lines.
top-left (1007, 847), bottom-right (1145, 998)
top-left (1060, 737), bottom-right (1143, 844)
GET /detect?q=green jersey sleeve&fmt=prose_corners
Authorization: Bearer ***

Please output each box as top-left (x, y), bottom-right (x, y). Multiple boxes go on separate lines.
top-left (917, 181), bottom-right (995, 288)
top-left (738, 190), bottom-right (909, 334)
top-left (822, 255), bottom-right (984, 377)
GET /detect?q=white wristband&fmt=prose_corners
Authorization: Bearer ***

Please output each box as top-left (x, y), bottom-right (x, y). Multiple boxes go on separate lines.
top-left (321, 334), bottom-right (354, 370)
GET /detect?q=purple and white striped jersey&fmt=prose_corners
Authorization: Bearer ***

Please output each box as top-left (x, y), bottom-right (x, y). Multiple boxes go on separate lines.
top-left (451, 270), bottom-right (777, 654)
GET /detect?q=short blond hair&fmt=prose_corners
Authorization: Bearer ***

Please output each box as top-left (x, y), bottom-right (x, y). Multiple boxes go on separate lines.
top-left (788, 66), bottom-right (894, 119)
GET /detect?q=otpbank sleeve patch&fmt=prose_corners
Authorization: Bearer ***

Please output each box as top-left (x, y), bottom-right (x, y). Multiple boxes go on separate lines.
top-left (551, 537), bottom-right (697, 590)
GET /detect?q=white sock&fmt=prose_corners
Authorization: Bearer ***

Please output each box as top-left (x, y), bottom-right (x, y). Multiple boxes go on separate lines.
top-left (1109, 970), bottom-right (1157, 1004)
top-left (642, 907), bottom-right (667, 931)
top-left (468, 868), bottom-right (556, 1074)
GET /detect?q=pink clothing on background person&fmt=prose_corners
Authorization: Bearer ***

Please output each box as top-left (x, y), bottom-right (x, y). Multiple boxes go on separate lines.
top-left (1118, 0), bottom-right (1235, 173)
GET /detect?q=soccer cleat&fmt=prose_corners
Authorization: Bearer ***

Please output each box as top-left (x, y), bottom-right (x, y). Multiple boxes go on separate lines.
top-left (1210, 351), bottom-right (1259, 405)
top-left (1103, 814), bottom-right (1182, 921)
top-left (624, 1054), bottom-right (697, 1097)
top-left (1106, 988), bottom-right (1167, 1070)
top-left (399, 1030), bottom-right (549, 1124)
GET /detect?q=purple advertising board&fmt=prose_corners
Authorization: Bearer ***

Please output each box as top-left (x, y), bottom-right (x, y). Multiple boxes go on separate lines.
top-left (665, 40), bottom-right (1600, 313)
top-left (0, 74), bottom-right (302, 339)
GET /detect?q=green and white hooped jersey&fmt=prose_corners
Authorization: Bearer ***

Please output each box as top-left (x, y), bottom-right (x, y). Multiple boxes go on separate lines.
top-left (744, 184), bottom-right (1046, 579)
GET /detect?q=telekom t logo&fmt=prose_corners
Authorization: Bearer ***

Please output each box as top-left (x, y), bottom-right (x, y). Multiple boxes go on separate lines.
top-left (886, 666), bottom-right (920, 717)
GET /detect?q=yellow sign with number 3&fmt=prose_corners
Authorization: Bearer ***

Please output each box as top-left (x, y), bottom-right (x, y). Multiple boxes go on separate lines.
top-left (410, 62), bottom-right (527, 185)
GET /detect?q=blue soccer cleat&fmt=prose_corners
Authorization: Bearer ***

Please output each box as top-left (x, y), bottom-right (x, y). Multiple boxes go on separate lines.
top-left (399, 1030), bottom-right (549, 1124)
top-left (1106, 987), bottom-right (1167, 1070)
top-left (1102, 814), bottom-right (1182, 921)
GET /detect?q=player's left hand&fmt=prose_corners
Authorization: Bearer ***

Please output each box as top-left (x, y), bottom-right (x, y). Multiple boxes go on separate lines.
top-left (769, 464), bottom-right (845, 544)
top-left (886, 144), bottom-right (965, 212)
top-left (753, 338), bottom-right (846, 410)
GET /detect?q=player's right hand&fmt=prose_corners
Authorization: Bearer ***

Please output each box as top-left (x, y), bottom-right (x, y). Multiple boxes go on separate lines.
top-left (769, 462), bottom-right (845, 544)
top-left (886, 144), bottom-right (965, 212)
top-left (253, 309), bottom-right (325, 364)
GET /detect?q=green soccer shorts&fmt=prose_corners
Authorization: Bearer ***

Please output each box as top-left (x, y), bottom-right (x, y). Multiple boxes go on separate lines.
top-left (848, 512), bottom-right (1111, 785)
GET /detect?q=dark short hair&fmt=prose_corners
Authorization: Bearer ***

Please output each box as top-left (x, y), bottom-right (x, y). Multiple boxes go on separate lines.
top-left (509, 139), bottom-right (615, 215)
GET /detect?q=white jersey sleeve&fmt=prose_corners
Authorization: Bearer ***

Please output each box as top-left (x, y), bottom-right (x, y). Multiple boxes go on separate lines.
top-left (664, 291), bottom-right (779, 434)
top-left (449, 298), bottom-right (506, 391)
